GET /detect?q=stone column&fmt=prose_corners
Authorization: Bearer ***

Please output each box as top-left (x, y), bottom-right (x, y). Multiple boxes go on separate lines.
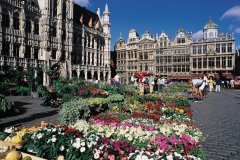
top-left (98, 71), bottom-right (100, 80)
top-left (84, 70), bottom-right (87, 80)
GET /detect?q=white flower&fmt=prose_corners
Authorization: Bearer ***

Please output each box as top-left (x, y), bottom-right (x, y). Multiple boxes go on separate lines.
top-left (81, 142), bottom-right (85, 146)
top-left (166, 154), bottom-right (173, 160)
top-left (60, 145), bottom-right (65, 151)
top-left (80, 147), bottom-right (86, 152)
top-left (142, 155), bottom-right (148, 160)
top-left (4, 127), bottom-right (14, 134)
top-left (73, 142), bottom-right (81, 149)
top-left (36, 133), bottom-right (44, 139)
top-left (52, 128), bottom-right (57, 132)
top-left (51, 137), bottom-right (57, 143)
top-left (94, 153), bottom-right (100, 159)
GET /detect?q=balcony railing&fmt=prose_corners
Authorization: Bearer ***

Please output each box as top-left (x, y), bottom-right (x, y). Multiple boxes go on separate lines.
top-left (0, 56), bottom-right (45, 68)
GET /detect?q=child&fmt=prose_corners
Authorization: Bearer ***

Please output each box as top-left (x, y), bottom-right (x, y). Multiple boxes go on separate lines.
top-left (209, 77), bottom-right (214, 92)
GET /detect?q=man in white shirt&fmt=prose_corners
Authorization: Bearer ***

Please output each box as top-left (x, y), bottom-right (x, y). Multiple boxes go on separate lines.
top-left (230, 79), bottom-right (235, 89)
top-left (114, 73), bottom-right (120, 82)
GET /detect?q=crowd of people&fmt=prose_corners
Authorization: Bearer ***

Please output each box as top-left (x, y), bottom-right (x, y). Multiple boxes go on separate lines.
top-left (112, 72), bottom-right (236, 99)
top-left (190, 73), bottom-right (235, 100)
top-left (129, 74), bottom-right (168, 95)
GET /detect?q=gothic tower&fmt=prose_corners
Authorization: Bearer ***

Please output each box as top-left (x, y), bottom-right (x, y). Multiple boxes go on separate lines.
top-left (102, 3), bottom-right (111, 79)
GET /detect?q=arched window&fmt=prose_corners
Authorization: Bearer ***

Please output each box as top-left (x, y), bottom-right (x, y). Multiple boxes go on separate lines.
top-left (13, 12), bottom-right (20, 30)
top-left (2, 8), bottom-right (10, 28)
top-left (25, 16), bottom-right (31, 33)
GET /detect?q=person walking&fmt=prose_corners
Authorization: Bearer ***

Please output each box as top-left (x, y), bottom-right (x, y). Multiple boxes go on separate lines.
top-left (230, 79), bottom-right (235, 89)
top-left (203, 74), bottom-right (208, 97)
top-left (208, 77), bottom-right (214, 92)
top-left (148, 74), bottom-right (154, 94)
top-left (215, 75), bottom-right (221, 93)
top-left (157, 77), bottom-right (164, 93)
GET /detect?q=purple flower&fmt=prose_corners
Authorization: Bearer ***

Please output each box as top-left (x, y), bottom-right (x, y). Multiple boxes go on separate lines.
top-left (169, 135), bottom-right (180, 145)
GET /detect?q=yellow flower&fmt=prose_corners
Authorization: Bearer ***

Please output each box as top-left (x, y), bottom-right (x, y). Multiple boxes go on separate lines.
top-left (12, 135), bottom-right (22, 144)
top-left (112, 106), bottom-right (118, 110)
top-left (179, 109), bottom-right (184, 113)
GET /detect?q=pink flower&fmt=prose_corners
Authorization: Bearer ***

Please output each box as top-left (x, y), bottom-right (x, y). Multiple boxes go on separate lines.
top-left (108, 155), bottom-right (115, 160)
top-left (169, 135), bottom-right (180, 145)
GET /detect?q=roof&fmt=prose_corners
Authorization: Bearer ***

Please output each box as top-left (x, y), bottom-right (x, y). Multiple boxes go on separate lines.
top-left (204, 19), bottom-right (218, 30)
top-left (73, 4), bottom-right (102, 29)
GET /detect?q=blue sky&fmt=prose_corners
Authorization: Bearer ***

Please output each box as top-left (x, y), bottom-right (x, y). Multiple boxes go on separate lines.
top-left (75, 0), bottom-right (240, 51)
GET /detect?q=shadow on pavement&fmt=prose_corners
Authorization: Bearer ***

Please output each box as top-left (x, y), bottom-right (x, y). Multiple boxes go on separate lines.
top-left (0, 110), bottom-right (58, 129)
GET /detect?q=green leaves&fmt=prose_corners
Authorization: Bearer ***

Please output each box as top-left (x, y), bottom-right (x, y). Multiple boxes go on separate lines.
top-left (0, 94), bottom-right (13, 113)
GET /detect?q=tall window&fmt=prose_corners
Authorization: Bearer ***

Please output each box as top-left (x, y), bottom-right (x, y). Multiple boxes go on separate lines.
top-left (13, 12), bottom-right (20, 30)
top-left (53, 0), bottom-right (58, 17)
top-left (92, 53), bottom-right (94, 65)
top-left (144, 53), bottom-right (148, 59)
top-left (222, 43), bottom-right (226, 53)
top-left (140, 64), bottom-right (143, 71)
top-left (62, 28), bottom-right (66, 41)
top-left (145, 64), bottom-right (148, 71)
top-left (203, 45), bottom-right (207, 54)
top-left (13, 44), bottom-right (20, 57)
top-left (61, 50), bottom-right (66, 61)
top-left (25, 46), bottom-right (31, 58)
top-left (208, 57), bottom-right (214, 68)
top-left (62, 1), bottom-right (66, 20)
top-left (203, 58), bottom-right (207, 68)
top-left (198, 58), bottom-right (202, 69)
top-left (227, 56), bottom-right (232, 67)
top-left (198, 45), bottom-right (202, 54)
top-left (25, 17), bottom-right (31, 33)
top-left (144, 44), bottom-right (148, 49)
top-left (52, 26), bottom-right (57, 37)
top-left (2, 9), bottom-right (10, 28)
top-left (227, 43), bottom-right (232, 53)
top-left (52, 49), bottom-right (56, 59)
top-left (216, 57), bottom-right (220, 68)
top-left (193, 58), bottom-right (196, 68)
top-left (222, 57), bottom-right (226, 68)
top-left (88, 52), bottom-right (91, 64)
top-left (193, 46), bottom-right (197, 54)
top-left (216, 44), bottom-right (220, 53)
top-left (34, 48), bottom-right (39, 59)
top-left (2, 42), bottom-right (10, 56)
top-left (34, 19), bottom-right (39, 35)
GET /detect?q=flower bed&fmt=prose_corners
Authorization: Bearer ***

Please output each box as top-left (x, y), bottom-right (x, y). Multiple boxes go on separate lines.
top-left (1, 83), bottom-right (205, 160)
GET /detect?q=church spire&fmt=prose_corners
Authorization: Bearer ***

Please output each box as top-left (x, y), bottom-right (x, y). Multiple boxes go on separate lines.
top-left (104, 3), bottom-right (109, 13)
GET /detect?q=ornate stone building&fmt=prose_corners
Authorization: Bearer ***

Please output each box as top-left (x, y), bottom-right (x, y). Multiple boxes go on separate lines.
top-left (0, 0), bottom-right (111, 85)
top-left (115, 19), bottom-right (235, 84)
top-left (191, 20), bottom-right (235, 78)
top-left (71, 3), bottom-right (111, 81)
top-left (155, 28), bottom-right (191, 80)
top-left (115, 30), bottom-right (154, 83)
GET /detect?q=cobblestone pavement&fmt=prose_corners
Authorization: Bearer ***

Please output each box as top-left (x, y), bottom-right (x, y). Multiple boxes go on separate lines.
top-left (191, 89), bottom-right (240, 160)
top-left (0, 96), bottom-right (59, 129)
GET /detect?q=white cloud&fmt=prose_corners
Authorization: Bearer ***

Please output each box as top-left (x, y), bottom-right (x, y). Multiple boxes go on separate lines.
top-left (192, 30), bottom-right (203, 40)
top-left (74, 0), bottom-right (90, 7)
top-left (235, 27), bottom-right (240, 34)
top-left (221, 5), bottom-right (240, 20)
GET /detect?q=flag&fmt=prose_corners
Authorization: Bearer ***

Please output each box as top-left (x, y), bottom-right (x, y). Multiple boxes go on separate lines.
top-left (88, 18), bottom-right (92, 27)
top-left (80, 14), bottom-right (83, 24)
top-left (95, 20), bottom-right (100, 30)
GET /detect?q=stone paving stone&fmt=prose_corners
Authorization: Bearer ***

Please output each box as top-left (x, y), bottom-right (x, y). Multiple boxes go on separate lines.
top-left (191, 89), bottom-right (240, 160)
top-left (0, 96), bottom-right (59, 129)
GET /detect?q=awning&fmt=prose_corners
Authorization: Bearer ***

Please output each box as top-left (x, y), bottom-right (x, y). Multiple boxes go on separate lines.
top-left (223, 74), bottom-right (234, 79)
top-left (170, 75), bottom-right (192, 80)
